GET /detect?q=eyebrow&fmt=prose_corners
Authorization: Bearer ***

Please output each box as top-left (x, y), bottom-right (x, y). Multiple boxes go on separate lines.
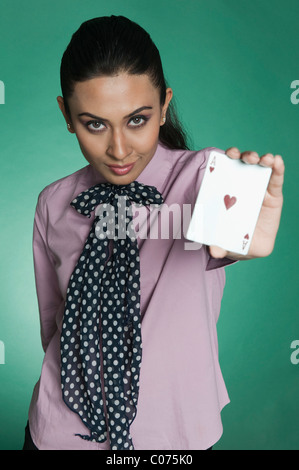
top-left (77, 106), bottom-right (153, 121)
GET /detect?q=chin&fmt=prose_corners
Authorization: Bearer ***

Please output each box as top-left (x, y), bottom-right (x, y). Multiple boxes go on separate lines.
top-left (103, 166), bottom-right (145, 186)
top-left (96, 169), bottom-right (135, 186)
top-left (110, 175), bottom-right (137, 186)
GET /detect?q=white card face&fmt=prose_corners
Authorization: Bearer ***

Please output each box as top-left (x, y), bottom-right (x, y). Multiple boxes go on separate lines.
top-left (186, 150), bottom-right (272, 255)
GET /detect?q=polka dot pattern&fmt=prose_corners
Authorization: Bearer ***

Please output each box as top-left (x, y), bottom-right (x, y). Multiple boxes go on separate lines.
top-left (60, 182), bottom-right (163, 450)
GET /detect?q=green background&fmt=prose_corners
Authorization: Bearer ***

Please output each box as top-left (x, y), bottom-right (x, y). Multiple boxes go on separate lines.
top-left (0, 0), bottom-right (298, 450)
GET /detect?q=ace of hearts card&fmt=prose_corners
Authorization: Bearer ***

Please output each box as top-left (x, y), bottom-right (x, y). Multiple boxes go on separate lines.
top-left (186, 150), bottom-right (272, 255)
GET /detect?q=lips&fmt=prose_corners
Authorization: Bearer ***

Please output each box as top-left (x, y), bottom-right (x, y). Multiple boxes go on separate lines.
top-left (107, 162), bottom-right (136, 176)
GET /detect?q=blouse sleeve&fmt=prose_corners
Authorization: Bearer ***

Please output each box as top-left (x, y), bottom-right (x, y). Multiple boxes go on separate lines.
top-left (32, 193), bottom-right (64, 352)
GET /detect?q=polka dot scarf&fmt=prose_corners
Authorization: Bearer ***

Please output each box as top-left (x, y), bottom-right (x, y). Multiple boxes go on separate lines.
top-left (60, 181), bottom-right (163, 450)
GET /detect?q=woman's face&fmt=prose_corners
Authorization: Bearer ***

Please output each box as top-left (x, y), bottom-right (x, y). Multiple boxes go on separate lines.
top-left (57, 73), bottom-right (173, 185)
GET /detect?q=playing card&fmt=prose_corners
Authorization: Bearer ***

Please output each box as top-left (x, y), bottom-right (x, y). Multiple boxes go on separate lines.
top-left (186, 150), bottom-right (272, 255)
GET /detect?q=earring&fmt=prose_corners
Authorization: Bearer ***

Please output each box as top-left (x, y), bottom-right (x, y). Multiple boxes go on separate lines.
top-left (67, 123), bottom-right (71, 130)
top-left (162, 116), bottom-right (166, 124)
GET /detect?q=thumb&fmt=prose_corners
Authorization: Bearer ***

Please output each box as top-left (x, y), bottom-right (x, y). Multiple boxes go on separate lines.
top-left (208, 245), bottom-right (229, 259)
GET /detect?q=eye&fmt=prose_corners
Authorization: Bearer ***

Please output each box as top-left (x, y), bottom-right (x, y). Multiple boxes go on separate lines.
top-left (86, 121), bottom-right (105, 132)
top-left (128, 115), bottom-right (149, 128)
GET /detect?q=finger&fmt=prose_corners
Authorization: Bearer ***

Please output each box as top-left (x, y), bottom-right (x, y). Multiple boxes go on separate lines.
top-left (266, 155), bottom-right (285, 198)
top-left (240, 151), bottom-right (260, 164)
top-left (258, 153), bottom-right (275, 167)
top-left (209, 245), bottom-right (228, 259)
top-left (226, 148), bottom-right (260, 164)
top-left (225, 147), bottom-right (241, 159)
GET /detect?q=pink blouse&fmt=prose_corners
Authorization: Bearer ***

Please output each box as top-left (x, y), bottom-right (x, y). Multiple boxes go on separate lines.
top-left (28, 142), bottom-right (236, 450)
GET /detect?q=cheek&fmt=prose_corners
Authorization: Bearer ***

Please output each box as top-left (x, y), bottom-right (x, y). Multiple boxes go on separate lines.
top-left (76, 139), bottom-right (101, 165)
top-left (132, 121), bottom-right (161, 152)
top-left (75, 131), bottom-right (105, 159)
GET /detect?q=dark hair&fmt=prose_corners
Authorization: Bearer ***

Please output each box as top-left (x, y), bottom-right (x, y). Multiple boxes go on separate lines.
top-left (60, 15), bottom-right (190, 150)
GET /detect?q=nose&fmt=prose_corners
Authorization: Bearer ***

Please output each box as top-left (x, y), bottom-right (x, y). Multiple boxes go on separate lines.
top-left (106, 129), bottom-right (132, 162)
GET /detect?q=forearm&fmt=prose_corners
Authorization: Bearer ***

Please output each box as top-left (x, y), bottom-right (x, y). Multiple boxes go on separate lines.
top-left (33, 195), bottom-right (64, 351)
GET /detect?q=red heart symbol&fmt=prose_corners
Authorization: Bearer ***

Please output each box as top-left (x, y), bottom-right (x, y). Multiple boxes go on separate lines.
top-left (244, 233), bottom-right (249, 240)
top-left (209, 166), bottom-right (215, 173)
top-left (224, 195), bottom-right (237, 210)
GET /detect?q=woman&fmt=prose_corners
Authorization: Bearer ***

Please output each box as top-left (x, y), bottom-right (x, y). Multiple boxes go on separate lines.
top-left (23, 15), bottom-right (284, 450)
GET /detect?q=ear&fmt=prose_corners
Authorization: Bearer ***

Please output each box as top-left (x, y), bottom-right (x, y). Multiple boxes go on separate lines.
top-left (57, 96), bottom-right (75, 133)
top-left (160, 87), bottom-right (173, 125)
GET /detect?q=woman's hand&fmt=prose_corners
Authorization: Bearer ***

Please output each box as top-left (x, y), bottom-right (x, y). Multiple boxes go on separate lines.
top-left (208, 147), bottom-right (285, 260)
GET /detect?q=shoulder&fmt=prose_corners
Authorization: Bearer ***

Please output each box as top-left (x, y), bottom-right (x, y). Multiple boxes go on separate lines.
top-left (167, 145), bottom-right (225, 169)
top-left (160, 145), bottom-right (226, 203)
top-left (164, 144), bottom-right (225, 184)
top-left (36, 165), bottom-right (92, 211)
top-left (158, 143), bottom-right (226, 175)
